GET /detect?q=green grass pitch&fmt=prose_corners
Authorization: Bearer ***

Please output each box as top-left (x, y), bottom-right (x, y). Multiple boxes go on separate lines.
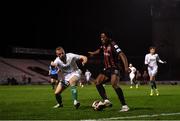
top-left (0, 84), bottom-right (180, 120)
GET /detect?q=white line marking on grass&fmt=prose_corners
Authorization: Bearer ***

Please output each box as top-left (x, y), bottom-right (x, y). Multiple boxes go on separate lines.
top-left (82, 112), bottom-right (180, 121)
top-left (104, 112), bottom-right (180, 120)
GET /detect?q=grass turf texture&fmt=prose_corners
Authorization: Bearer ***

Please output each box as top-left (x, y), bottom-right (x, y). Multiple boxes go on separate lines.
top-left (0, 85), bottom-right (180, 120)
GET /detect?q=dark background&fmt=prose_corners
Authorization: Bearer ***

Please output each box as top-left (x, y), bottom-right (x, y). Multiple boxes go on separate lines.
top-left (2, 0), bottom-right (152, 54)
top-left (1, 0), bottom-right (180, 79)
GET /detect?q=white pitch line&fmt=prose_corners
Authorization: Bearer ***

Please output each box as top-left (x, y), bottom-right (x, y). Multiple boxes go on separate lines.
top-left (82, 112), bottom-right (180, 121)
top-left (103, 112), bottom-right (180, 120)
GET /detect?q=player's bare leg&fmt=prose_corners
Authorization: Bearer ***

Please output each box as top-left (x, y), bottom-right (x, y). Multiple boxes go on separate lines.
top-left (50, 79), bottom-right (55, 89)
top-left (51, 79), bottom-right (59, 90)
top-left (53, 83), bottom-right (66, 108)
top-left (94, 74), bottom-right (109, 101)
top-left (69, 76), bottom-right (80, 109)
top-left (111, 74), bottom-right (129, 112)
top-left (94, 74), bottom-right (111, 109)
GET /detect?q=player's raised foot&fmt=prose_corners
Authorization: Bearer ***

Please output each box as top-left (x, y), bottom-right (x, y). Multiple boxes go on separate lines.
top-left (119, 105), bottom-right (129, 112)
top-left (155, 89), bottom-right (159, 96)
top-left (103, 99), bottom-right (112, 107)
top-left (130, 86), bottom-right (133, 89)
top-left (53, 103), bottom-right (63, 108)
top-left (74, 100), bottom-right (80, 109)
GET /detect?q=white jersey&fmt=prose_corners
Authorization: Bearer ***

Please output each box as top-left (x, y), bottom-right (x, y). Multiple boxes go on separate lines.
top-left (129, 67), bottom-right (136, 74)
top-left (54, 53), bottom-right (80, 75)
top-left (145, 53), bottom-right (164, 67)
top-left (129, 66), bottom-right (136, 81)
top-left (85, 71), bottom-right (91, 78)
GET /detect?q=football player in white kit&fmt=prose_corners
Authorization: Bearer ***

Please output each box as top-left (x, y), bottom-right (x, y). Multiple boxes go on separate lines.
top-left (85, 69), bottom-right (91, 84)
top-left (144, 46), bottom-right (166, 96)
top-left (129, 63), bottom-right (138, 88)
top-left (52, 47), bottom-right (87, 109)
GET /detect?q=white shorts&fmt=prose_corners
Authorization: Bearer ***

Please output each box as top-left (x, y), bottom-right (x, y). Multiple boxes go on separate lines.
top-left (129, 73), bottom-right (135, 80)
top-left (60, 70), bottom-right (81, 86)
top-left (86, 76), bottom-right (90, 81)
top-left (148, 66), bottom-right (158, 77)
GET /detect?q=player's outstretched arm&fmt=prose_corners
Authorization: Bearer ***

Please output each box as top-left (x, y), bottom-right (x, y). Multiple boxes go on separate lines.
top-left (158, 59), bottom-right (167, 64)
top-left (119, 52), bottom-right (130, 73)
top-left (88, 49), bottom-right (100, 56)
top-left (157, 55), bottom-right (167, 64)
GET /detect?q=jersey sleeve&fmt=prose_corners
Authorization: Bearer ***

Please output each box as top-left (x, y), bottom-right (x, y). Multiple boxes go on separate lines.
top-left (111, 41), bottom-right (122, 54)
top-left (70, 53), bottom-right (81, 61)
top-left (156, 54), bottom-right (164, 63)
top-left (144, 54), bottom-right (149, 65)
top-left (54, 58), bottom-right (60, 66)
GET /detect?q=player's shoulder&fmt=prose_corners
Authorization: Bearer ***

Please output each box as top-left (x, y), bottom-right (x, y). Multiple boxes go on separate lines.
top-left (145, 53), bottom-right (150, 56)
top-left (54, 57), bottom-right (60, 61)
top-left (111, 40), bottom-right (122, 52)
top-left (67, 52), bottom-right (79, 55)
top-left (111, 40), bottom-right (118, 46)
top-left (53, 57), bottom-right (61, 64)
top-left (155, 53), bottom-right (158, 56)
top-left (66, 53), bottom-right (80, 58)
top-left (66, 53), bottom-right (73, 56)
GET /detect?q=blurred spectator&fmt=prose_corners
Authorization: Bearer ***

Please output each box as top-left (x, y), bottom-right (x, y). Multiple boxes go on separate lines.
top-left (7, 77), bottom-right (18, 85)
top-left (27, 77), bottom-right (31, 84)
top-left (135, 70), bottom-right (142, 85)
top-left (21, 74), bottom-right (27, 85)
top-left (143, 70), bottom-right (149, 84)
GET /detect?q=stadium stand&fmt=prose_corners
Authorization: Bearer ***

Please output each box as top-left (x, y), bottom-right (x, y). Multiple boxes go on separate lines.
top-left (0, 57), bottom-right (50, 85)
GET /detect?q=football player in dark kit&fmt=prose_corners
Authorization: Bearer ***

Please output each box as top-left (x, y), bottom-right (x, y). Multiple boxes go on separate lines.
top-left (88, 32), bottom-right (130, 112)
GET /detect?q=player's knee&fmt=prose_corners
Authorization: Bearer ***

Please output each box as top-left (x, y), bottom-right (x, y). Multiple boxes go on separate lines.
top-left (54, 89), bottom-right (60, 95)
top-left (94, 79), bottom-right (100, 85)
top-left (54, 91), bottom-right (59, 95)
top-left (112, 83), bottom-right (119, 89)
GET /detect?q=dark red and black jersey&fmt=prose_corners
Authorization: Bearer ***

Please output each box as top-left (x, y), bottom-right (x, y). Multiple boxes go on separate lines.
top-left (100, 41), bottom-right (122, 69)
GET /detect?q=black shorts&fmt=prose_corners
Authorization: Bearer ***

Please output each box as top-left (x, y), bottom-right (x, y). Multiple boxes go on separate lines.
top-left (101, 67), bottom-right (120, 78)
top-left (50, 74), bottom-right (58, 80)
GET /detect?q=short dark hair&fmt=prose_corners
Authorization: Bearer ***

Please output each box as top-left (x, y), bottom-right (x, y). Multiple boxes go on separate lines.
top-left (56, 46), bottom-right (65, 54)
top-left (100, 30), bottom-right (112, 38)
top-left (149, 46), bottom-right (156, 50)
top-left (56, 46), bottom-right (64, 51)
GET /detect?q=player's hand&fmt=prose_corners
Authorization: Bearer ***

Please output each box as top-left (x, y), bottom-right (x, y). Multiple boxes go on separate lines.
top-left (88, 52), bottom-right (94, 57)
top-left (51, 61), bottom-right (56, 66)
top-left (163, 61), bottom-right (167, 64)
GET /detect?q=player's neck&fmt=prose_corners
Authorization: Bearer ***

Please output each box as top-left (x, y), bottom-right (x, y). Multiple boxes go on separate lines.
top-left (60, 56), bottom-right (67, 64)
top-left (150, 53), bottom-right (155, 55)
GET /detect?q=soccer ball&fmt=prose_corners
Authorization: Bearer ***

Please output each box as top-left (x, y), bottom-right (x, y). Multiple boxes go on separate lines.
top-left (91, 100), bottom-right (104, 111)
